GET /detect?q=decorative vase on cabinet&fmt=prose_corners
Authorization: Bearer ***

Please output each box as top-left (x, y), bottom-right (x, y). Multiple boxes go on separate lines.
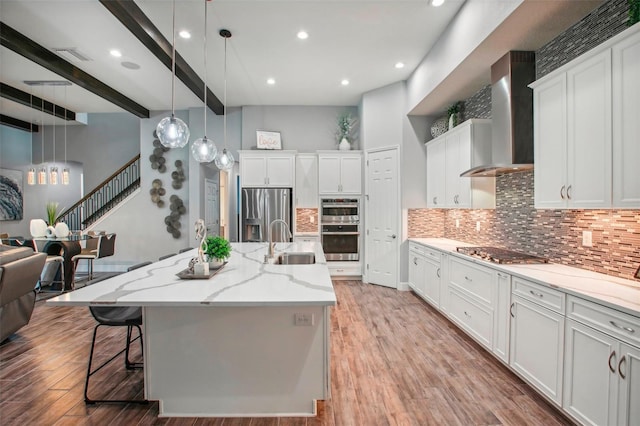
top-left (338, 137), bottom-right (351, 151)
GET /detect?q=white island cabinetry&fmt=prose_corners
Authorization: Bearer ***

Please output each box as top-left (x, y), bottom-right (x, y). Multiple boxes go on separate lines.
top-left (48, 242), bottom-right (335, 417)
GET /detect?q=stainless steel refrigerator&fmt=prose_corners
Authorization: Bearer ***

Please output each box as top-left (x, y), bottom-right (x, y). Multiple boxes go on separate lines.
top-left (241, 188), bottom-right (292, 242)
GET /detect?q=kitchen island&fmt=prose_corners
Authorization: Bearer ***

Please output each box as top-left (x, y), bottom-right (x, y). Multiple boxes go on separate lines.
top-left (48, 241), bottom-right (335, 417)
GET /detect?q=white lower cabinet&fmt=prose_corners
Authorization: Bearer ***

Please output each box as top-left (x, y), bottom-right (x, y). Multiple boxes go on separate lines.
top-left (448, 287), bottom-right (493, 349)
top-left (408, 242), bottom-right (441, 309)
top-left (510, 292), bottom-right (565, 405)
top-left (493, 272), bottom-right (511, 363)
top-left (564, 295), bottom-right (640, 426)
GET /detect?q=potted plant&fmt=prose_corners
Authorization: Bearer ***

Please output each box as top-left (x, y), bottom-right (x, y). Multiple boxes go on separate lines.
top-left (447, 102), bottom-right (461, 130)
top-left (336, 112), bottom-right (357, 150)
top-left (44, 202), bottom-right (70, 238)
top-left (203, 236), bottom-right (231, 268)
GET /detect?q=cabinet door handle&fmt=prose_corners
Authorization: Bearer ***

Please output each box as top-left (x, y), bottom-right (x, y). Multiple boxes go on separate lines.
top-left (464, 276), bottom-right (472, 282)
top-left (618, 355), bottom-right (627, 379)
top-left (560, 185), bottom-right (566, 199)
top-left (510, 302), bottom-right (515, 318)
top-left (608, 350), bottom-right (617, 373)
top-left (413, 257), bottom-right (418, 265)
top-left (464, 311), bottom-right (471, 318)
top-left (567, 185), bottom-right (572, 200)
top-left (436, 268), bottom-right (441, 278)
top-left (433, 197), bottom-right (437, 205)
top-left (529, 290), bottom-right (544, 298)
top-left (610, 321), bottom-right (635, 334)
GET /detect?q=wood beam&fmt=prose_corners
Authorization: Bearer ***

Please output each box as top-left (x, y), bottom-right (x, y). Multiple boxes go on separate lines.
top-left (0, 114), bottom-right (39, 132)
top-left (0, 22), bottom-right (150, 118)
top-left (1, 83), bottom-right (76, 121)
top-left (100, 0), bottom-right (224, 115)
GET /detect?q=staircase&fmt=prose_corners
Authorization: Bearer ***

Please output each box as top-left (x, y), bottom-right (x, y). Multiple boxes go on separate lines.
top-left (58, 155), bottom-right (141, 231)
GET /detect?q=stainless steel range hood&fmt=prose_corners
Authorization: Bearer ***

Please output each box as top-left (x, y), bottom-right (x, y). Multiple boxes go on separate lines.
top-left (461, 51), bottom-right (536, 177)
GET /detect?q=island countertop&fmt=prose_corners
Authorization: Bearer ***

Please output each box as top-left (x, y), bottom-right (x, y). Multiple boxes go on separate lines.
top-left (47, 242), bottom-right (336, 307)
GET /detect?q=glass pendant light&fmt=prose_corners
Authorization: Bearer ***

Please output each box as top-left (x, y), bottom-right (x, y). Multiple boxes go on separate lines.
top-left (214, 29), bottom-right (234, 171)
top-left (62, 85), bottom-right (70, 185)
top-left (156, 0), bottom-right (190, 149)
top-left (27, 87), bottom-right (36, 185)
top-left (191, 0), bottom-right (217, 163)
top-left (49, 86), bottom-right (59, 185)
top-left (38, 87), bottom-right (47, 185)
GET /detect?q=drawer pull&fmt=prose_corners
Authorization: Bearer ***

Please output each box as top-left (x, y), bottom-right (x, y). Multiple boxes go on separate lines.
top-left (529, 290), bottom-right (544, 298)
top-left (608, 350), bottom-right (617, 373)
top-left (436, 268), bottom-right (441, 278)
top-left (464, 276), bottom-right (472, 282)
top-left (464, 311), bottom-right (471, 318)
top-left (618, 355), bottom-right (627, 379)
top-left (510, 302), bottom-right (514, 318)
top-left (609, 321), bottom-right (635, 334)
top-left (413, 257), bottom-right (418, 265)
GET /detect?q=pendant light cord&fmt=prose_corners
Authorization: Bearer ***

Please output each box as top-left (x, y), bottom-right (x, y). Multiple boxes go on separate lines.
top-left (171, 0), bottom-right (177, 116)
top-left (203, 0), bottom-right (208, 137)
top-left (52, 86), bottom-right (56, 165)
top-left (64, 86), bottom-right (67, 166)
top-left (41, 87), bottom-right (44, 164)
top-left (223, 33), bottom-right (227, 148)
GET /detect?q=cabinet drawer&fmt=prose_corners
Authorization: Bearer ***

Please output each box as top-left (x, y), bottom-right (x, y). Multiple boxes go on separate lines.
top-left (512, 277), bottom-right (565, 314)
top-left (567, 295), bottom-right (640, 347)
top-left (449, 257), bottom-right (493, 305)
top-left (448, 287), bottom-right (493, 349)
top-left (409, 242), bottom-right (440, 263)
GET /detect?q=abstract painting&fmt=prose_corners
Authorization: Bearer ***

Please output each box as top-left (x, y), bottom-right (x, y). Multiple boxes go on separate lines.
top-left (0, 168), bottom-right (24, 220)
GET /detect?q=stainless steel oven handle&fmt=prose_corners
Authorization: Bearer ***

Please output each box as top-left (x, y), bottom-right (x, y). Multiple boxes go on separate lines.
top-left (322, 232), bottom-right (360, 236)
top-left (321, 203), bottom-right (359, 208)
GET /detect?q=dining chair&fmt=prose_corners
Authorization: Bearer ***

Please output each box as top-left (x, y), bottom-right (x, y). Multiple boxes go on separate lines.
top-left (84, 258), bottom-right (148, 404)
top-left (72, 233), bottom-right (116, 282)
top-left (11, 238), bottom-right (66, 293)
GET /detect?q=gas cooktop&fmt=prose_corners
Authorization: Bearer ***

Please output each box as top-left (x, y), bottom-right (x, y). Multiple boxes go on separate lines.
top-left (456, 246), bottom-right (549, 264)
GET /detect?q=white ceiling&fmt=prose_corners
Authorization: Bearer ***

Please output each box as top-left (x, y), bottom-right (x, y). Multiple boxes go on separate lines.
top-left (0, 0), bottom-right (466, 126)
top-left (0, 0), bottom-right (606, 128)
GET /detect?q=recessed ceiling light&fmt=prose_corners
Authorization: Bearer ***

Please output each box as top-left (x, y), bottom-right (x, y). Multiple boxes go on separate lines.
top-left (110, 49), bottom-right (122, 58)
top-left (395, 62), bottom-right (405, 69)
top-left (267, 78), bottom-right (276, 85)
top-left (341, 79), bottom-right (350, 86)
top-left (179, 30), bottom-right (191, 39)
top-left (431, 0), bottom-right (445, 7)
top-left (297, 31), bottom-right (309, 40)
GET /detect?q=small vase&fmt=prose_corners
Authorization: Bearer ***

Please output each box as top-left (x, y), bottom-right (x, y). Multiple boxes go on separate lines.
top-left (45, 226), bottom-right (56, 238)
top-left (30, 219), bottom-right (48, 238)
top-left (338, 137), bottom-right (351, 151)
top-left (54, 222), bottom-right (70, 238)
top-left (208, 258), bottom-right (225, 269)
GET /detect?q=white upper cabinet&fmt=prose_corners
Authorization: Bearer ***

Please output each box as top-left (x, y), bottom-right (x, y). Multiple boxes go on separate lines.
top-left (317, 152), bottom-right (362, 195)
top-left (532, 23), bottom-right (640, 209)
top-left (426, 119), bottom-right (494, 209)
top-left (239, 151), bottom-right (295, 188)
top-left (612, 28), bottom-right (640, 208)
top-left (295, 154), bottom-right (318, 208)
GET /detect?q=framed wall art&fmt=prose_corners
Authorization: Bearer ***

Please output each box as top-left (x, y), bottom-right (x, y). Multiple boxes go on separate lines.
top-left (256, 131), bottom-right (282, 150)
top-left (0, 168), bottom-right (24, 221)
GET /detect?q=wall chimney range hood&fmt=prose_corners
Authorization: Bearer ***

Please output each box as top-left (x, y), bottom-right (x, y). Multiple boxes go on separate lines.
top-left (461, 51), bottom-right (535, 177)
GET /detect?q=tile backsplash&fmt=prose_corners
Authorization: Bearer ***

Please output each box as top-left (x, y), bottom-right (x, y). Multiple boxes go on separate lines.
top-left (408, 172), bottom-right (640, 281)
top-left (295, 208), bottom-right (319, 233)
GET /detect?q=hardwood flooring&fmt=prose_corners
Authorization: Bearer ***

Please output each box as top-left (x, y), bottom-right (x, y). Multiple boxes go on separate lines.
top-left (0, 281), bottom-right (573, 425)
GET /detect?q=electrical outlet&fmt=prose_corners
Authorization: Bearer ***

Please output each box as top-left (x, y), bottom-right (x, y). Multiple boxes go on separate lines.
top-left (455, 219), bottom-right (460, 228)
top-left (294, 313), bottom-right (314, 326)
top-left (476, 221), bottom-right (481, 232)
top-left (582, 230), bottom-right (593, 247)
top-left (310, 215), bottom-right (315, 223)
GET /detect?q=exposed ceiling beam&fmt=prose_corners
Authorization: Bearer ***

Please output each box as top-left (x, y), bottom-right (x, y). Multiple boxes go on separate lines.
top-left (0, 114), bottom-right (39, 132)
top-left (1, 83), bottom-right (76, 121)
top-left (100, 0), bottom-right (224, 115)
top-left (0, 21), bottom-right (150, 118)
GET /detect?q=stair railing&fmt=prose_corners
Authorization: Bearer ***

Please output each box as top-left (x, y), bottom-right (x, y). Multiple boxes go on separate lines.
top-left (58, 154), bottom-right (141, 231)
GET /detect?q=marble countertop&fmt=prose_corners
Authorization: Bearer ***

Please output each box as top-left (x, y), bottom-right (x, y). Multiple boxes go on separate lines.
top-left (47, 242), bottom-right (336, 307)
top-left (410, 238), bottom-right (640, 317)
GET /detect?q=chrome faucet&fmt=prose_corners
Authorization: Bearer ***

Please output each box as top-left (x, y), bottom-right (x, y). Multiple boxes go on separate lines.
top-left (268, 219), bottom-right (292, 259)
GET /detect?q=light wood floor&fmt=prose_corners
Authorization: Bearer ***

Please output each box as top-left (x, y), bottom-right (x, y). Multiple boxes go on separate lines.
top-left (0, 281), bottom-right (573, 425)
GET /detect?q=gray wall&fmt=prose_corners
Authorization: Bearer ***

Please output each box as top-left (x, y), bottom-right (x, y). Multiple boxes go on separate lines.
top-left (241, 106), bottom-right (358, 152)
top-left (33, 113), bottom-right (140, 191)
top-left (0, 125), bottom-right (32, 167)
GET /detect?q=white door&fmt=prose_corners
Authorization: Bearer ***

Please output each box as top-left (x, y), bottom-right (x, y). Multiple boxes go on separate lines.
top-left (339, 155), bottom-right (363, 194)
top-left (365, 147), bottom-right (399, 288)
top-left (204, 178), bottom-right (219, 236)
top-left (318, 156), bottom-right (341, 194)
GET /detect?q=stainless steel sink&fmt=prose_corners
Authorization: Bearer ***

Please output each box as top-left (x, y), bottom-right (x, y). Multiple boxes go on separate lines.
top-left (275, 252), bottom-right (316, 265)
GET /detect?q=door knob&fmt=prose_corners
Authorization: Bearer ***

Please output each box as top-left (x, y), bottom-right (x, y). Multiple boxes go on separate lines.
top-left (391, 234), bottom-right (397, 239)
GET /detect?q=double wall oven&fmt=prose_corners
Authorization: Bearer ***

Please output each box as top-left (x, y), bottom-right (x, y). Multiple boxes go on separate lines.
top-left (320, 198), bottom-right (360, 261)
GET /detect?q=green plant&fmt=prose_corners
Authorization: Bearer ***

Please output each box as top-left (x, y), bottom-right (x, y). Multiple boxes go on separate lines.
top-left (45, 202), bottom-right (63, 226)
top-left (447, 102), bottom-right (461, 117)
top-left (203, 236), bottom-right (231, 260)
top-left (336, 112), bottom-right (357, 142)
top-left (630, 0), bottom-right (640, 26)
